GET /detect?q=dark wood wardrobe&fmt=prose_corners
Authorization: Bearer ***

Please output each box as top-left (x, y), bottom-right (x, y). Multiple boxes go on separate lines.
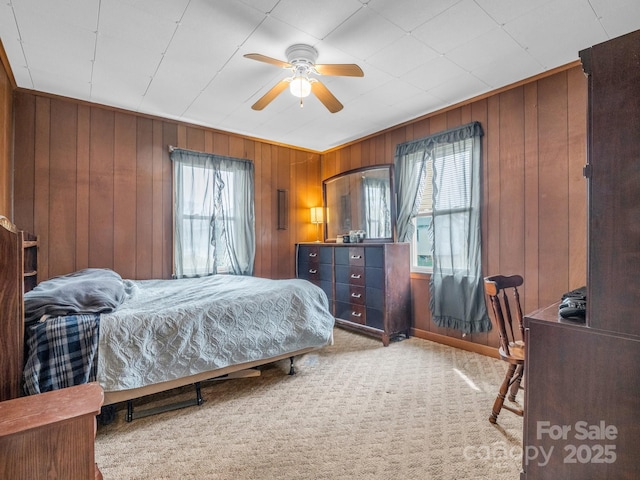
top-left (521, 29), bottom-right (640, 479)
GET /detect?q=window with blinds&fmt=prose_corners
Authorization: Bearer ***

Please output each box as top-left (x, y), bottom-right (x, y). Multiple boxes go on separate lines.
top-left (412, 140), bottom-right (474, 271)
top-left (414, 156), bottom-right (433, 268)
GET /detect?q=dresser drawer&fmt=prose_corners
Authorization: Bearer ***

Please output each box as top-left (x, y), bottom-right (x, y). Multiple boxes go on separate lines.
top-left (365, 307), bottom-right (384, 330)
top-left (335, 302), bottom-right (366, 325)
top-left (336, 283), bottom-right (365, 306)
top-left (304, 264), bottom-right (332, 281)
top-left (319, 280), bottom-right (334, 304)
top-left (366, 286), bottom-right (383, 311)
top-left (298, 245), bottom-right (332, 268)
top-left (335, 246), bottom-right (365, 266)
top-left (364, 246), bottom-right (384, 268)
top-left (364, 267), bottom-right (384, 289)
top-left (335, 265), bottom-right (365, 286)
top-left (298, 244), bottom-right (319, 260)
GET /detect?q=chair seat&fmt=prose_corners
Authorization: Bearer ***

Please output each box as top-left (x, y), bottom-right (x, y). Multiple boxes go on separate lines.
top-left (498, 342), bottom-right (525, 363)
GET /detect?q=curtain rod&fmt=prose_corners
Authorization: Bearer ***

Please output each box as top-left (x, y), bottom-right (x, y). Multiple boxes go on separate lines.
top-left (167, 145), bottom-right (253, 164)
top-left (168, 145), bottom-right (210, 155)
top-left (167, 145), bottom-right (209, 154)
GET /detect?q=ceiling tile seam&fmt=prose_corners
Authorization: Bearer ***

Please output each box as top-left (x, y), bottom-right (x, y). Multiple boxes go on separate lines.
top-left (412, 0), bottom-right (468, 56)
top-left (136, 0), bottom-right (193, 112)
top-left (89, 0), bottom-right (103, 99)
top-left (381, 0), bottom-right (498, 60)
top-left (472, 0), bottom-right (533, 66)
top-left (316, 2), bottom-right (369, 42)
top-left (178, 8), bottom-right (274, 119)
top-left (586, 0), bottom-right (609, 38)
top-left (470, 1), bottom-right (546, 73)
top-left (7, 0), bottom-right (34, 88)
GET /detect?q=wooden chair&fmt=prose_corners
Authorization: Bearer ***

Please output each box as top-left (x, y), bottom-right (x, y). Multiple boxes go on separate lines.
top-left (484, 274), bottom-right (525, 424)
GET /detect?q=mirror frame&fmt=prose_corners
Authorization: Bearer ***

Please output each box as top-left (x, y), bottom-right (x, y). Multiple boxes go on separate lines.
top-left (322, 164), bottom-right (396, 243)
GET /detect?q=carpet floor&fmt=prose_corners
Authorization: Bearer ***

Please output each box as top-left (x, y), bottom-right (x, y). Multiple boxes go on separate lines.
top-left (95, 328), bottom-right (523, 479)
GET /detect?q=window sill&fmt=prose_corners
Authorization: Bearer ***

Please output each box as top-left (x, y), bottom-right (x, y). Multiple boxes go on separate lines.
top-left (410, 270), bottom-right (431, 280)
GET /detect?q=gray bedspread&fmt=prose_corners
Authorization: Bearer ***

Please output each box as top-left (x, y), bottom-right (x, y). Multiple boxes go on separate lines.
top-left (98, 275), bottom-right (335, 393)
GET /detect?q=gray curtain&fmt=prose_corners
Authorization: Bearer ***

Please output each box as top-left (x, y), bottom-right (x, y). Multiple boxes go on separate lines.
top-left (394, 122), bottom-right (491, 333)
top-left (171, 148), bottom-right (255, 277)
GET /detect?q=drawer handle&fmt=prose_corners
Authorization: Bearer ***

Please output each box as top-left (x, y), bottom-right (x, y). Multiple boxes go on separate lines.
top-left (351, 311), bottom-right (362, 318)
top-left (350, 274), bottom-right (361, 279)
top-left (351, 255), bottom-right (362, 259)
top-left (351, 293), bottom-right (362, 298)
top-left (309, 269), bottom-right (317, 274)
top-left (309, 253), bottom-right (317, 257)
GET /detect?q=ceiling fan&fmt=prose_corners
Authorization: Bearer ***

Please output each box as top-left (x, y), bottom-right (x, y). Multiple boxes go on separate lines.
top-left (244, 44), bottom-right (364, 113)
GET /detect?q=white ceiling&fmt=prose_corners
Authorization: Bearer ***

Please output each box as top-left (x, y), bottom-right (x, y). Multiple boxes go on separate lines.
top-left (1, 0), bottom-right (639, 152)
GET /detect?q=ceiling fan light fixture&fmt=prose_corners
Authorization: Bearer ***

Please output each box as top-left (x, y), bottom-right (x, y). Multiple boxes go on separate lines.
top-left (245, 43), bottom-right (361, 113)
top-left (289, 76), bottom-right (311, 98)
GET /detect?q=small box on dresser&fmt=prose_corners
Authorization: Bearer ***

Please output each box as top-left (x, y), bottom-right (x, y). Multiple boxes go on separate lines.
top-left (296, 242), bottom-right (411, 346)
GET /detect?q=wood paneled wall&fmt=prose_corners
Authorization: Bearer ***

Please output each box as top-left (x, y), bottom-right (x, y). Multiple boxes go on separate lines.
top-left (0, 53), bottom-right (12, 218)
top-left (12, 91), bottom-right (322, 281)
top-left (321, 65), bottom-right (588, 351)
top-left (11, 64), bottom-right (587, 352)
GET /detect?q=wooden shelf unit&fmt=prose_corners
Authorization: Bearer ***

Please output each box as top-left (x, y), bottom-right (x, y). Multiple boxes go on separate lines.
top-left (22, 232), bottom-right (38, 293)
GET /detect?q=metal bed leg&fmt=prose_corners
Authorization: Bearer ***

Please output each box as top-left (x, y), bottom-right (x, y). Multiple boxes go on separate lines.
top-left (126, 400), bottom-right (134, 423)
top-left (289, 356), bottom-right (296, 375)
top-left (195, 382), bottom-right (203, 406)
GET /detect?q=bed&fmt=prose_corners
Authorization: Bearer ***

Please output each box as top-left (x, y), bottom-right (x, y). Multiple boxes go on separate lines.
top-left (0, 216), bottom-right (335, 420)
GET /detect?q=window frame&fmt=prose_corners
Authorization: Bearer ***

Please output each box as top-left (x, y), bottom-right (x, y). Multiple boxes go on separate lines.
top-left (408, 139), bottom-right (475, 275)
top-left (171, 148), bottom-right (255, 278)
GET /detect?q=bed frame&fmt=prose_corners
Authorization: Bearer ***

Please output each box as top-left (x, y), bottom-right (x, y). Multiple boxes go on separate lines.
top-left (0, 216), bottom-right (319, 420)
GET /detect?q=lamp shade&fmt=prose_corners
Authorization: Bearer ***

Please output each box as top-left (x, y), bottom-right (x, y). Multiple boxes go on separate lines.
top-left (290, 76), bottom-right (312, 98)
top-left (310, 207), bottom-right (323, 224)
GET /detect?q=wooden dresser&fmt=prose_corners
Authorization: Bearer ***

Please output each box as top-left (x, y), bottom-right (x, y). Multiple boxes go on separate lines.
top-left (296, 242), bottom-right (411, 346)
top-left (521, 29), bottom-right (640, 480)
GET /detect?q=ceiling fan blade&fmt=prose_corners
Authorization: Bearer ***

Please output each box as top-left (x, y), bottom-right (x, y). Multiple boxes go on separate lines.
top-left (251, 79), bottom-right (290, 111)
top-left (314, 63), bottom-right (364, 77)
top-left (311, 81), bottom-right (343, 113)
top-left (244, 53), bottom-right (291, 69)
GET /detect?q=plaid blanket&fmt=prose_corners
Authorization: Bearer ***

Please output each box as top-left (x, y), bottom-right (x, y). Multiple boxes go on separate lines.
top-left (23, 314), bottom-right (100, 395)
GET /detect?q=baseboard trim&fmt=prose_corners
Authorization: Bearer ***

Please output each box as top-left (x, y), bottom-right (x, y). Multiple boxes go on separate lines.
top-left (411, 329), bottom-right (499, 359)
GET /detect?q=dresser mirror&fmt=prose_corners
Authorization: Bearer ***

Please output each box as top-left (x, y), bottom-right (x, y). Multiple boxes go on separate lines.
top-left (322, 164), bottom-right (396, 242)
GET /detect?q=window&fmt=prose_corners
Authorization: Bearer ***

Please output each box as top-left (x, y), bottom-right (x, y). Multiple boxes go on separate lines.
top-left (171, 148), bottom-right (255, 278)
top-left (406, 139), bottom-right (475, 273)
top-left (177, 165), bottom-right (236, 275)
top-left (395, 122), bottom-right (490, 333)
top-left (413, 155), bottom-right (433, 270)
